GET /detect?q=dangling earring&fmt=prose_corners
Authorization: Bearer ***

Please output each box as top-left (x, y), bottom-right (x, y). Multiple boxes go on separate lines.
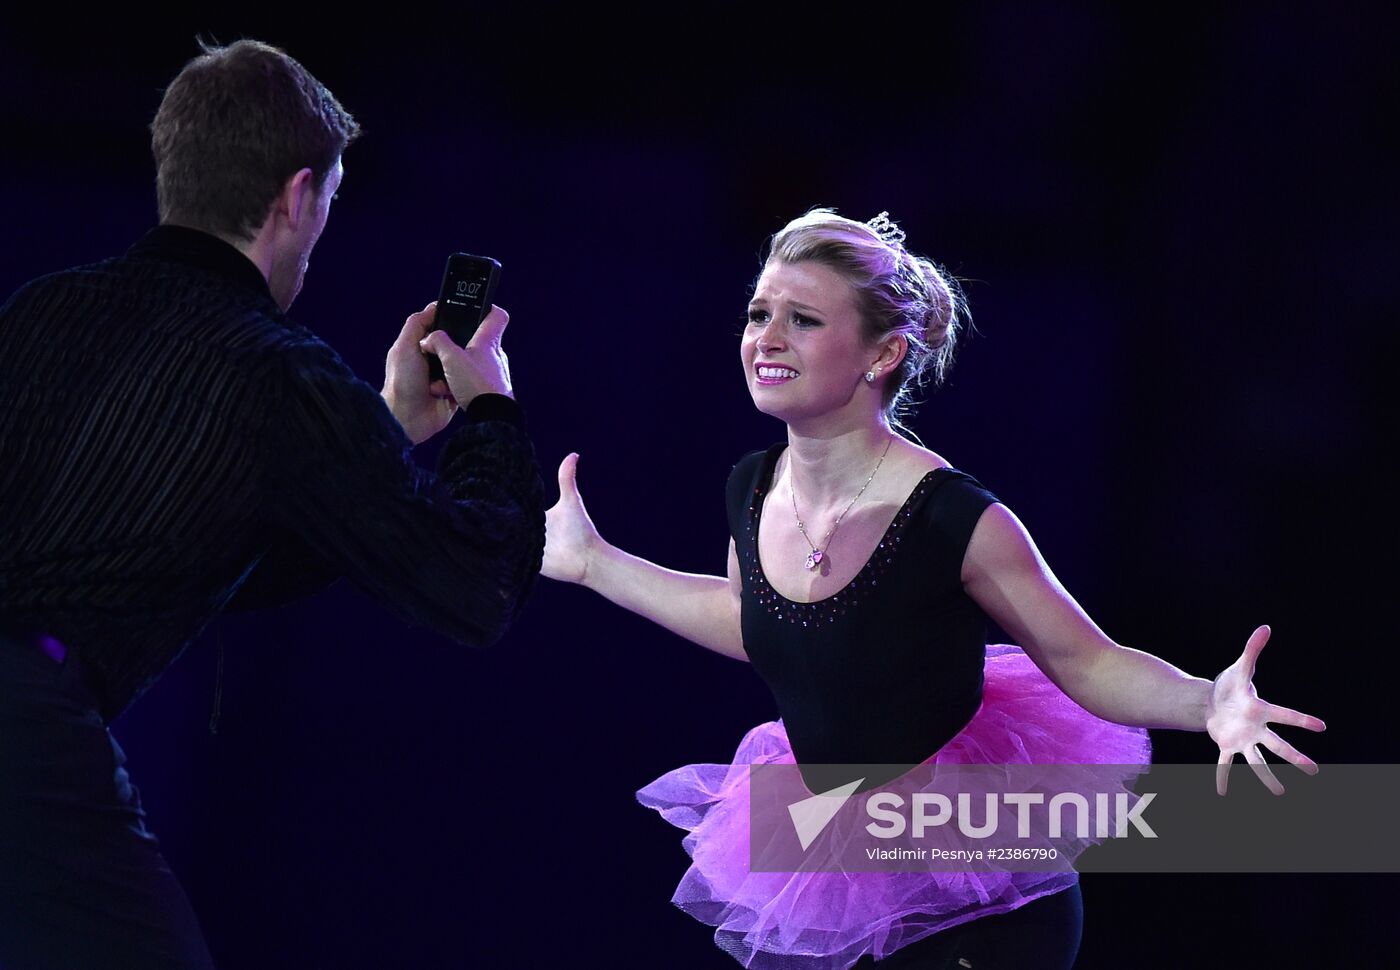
top-left (864, 369), bottom-right (877, 383)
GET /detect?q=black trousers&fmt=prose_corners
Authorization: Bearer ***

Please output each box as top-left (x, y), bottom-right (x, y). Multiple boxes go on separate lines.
top-left (853, 883), bottom-right (1083, 970)
top-left (0, 633), bottom-right (215, 970)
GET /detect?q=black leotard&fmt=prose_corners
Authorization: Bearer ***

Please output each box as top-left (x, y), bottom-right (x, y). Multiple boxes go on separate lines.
top-left (725, 444), bottom-right (1001, 790)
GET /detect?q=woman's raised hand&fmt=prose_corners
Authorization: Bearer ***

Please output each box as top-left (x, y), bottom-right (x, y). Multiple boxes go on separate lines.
top-left (542, 453), bottom-right (604, 585)
top-left (1206, 624), bottom-right (1326, 795)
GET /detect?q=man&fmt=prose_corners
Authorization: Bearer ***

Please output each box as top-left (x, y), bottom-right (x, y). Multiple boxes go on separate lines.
top-left (0, 40), bottom-right (544, 968)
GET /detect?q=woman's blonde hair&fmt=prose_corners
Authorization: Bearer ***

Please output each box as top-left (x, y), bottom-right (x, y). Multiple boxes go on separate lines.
top-left (765, 208), bottom-right (967, 435)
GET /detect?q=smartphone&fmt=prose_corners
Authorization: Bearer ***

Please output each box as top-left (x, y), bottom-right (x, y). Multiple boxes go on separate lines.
top-left (427, 253), bottom-right (502, 383)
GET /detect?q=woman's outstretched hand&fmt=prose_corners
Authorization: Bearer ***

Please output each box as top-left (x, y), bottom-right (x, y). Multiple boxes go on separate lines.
top-left (1206, 624), bottom-right (1326, 796)
top-left (542, 453), bottom-right (604, 586)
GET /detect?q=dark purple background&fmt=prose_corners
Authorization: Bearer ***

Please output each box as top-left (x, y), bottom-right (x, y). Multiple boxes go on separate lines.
top-left (3, 6), bottom-right (1394, 968)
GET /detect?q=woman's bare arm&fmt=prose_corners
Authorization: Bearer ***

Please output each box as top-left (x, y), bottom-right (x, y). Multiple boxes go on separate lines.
top-left (961, 503), bottom-right (1213, 729)
top-left (580, 537), bottom-right (747, 661)
top-left (542, 453), bottom-right (746, 660)
top-left (960, 502), bottom-right (1324, 794)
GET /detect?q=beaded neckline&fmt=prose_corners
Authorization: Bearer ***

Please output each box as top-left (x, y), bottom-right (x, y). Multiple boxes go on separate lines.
top-left (744, 446), bottom-right (955, 623)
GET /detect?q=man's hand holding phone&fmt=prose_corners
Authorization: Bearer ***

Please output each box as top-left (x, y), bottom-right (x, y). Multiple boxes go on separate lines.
top-left (382, 300), bottom-right (513, 445)
top-left (381, 252), bottom-right (512, 445)
top-left (420, 302), bottom-right (513, 405)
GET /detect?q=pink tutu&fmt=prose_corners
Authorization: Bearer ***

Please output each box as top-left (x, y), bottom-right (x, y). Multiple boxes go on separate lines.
top-left (636, 644), bottom-right (1152, 968)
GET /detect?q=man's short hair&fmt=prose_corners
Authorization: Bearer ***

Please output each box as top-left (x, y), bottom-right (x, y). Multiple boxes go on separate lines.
top-left (150, 39), bottom-right (361, 242)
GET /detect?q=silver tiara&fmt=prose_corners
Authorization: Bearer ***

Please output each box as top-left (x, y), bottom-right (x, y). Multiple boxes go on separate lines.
top-left (866, 211), bottom-right (906, 248)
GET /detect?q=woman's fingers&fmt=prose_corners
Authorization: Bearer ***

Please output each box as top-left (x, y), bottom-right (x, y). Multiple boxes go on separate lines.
top-left (557, 453), bottom-right (580, 499)
top-left (1239, 624), bottom-right (1270, 676)
top-left (1264, 702), bottom-right (1326, 733)
top-left (1243, 743), bottom-right (1285, 796)
top-left (1260, 730), bottom-right (1319, 775)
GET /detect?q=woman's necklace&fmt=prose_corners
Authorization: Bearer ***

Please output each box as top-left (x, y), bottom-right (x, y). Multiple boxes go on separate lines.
top-left (788, 435), bottom-right (895, 571)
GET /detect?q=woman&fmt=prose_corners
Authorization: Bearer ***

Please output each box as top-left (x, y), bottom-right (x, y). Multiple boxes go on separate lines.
top-left (540, 209), bottom-right (1323, 969)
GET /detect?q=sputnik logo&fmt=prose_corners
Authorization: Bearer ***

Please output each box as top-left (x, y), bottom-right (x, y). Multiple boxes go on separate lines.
top-left (787, 778), bottom-right (865, 851)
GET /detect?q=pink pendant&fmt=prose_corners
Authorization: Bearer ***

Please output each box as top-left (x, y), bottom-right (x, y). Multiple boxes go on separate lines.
top-left (805, 550), bottom-right (822, 570)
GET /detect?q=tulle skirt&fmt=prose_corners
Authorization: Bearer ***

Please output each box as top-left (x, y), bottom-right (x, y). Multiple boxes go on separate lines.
top-left (636, 645), bottom-right (1152, 969)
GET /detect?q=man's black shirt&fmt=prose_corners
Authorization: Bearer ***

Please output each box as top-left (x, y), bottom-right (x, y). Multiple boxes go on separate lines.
top-left (0, 225), bottom-right (545, 721)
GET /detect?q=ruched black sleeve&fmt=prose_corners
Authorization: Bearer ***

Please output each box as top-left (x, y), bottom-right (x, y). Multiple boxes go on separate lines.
top-left (257, 335), bottom-right (545, 647)
top-left (920, 471), bottom-right (1001, 590)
